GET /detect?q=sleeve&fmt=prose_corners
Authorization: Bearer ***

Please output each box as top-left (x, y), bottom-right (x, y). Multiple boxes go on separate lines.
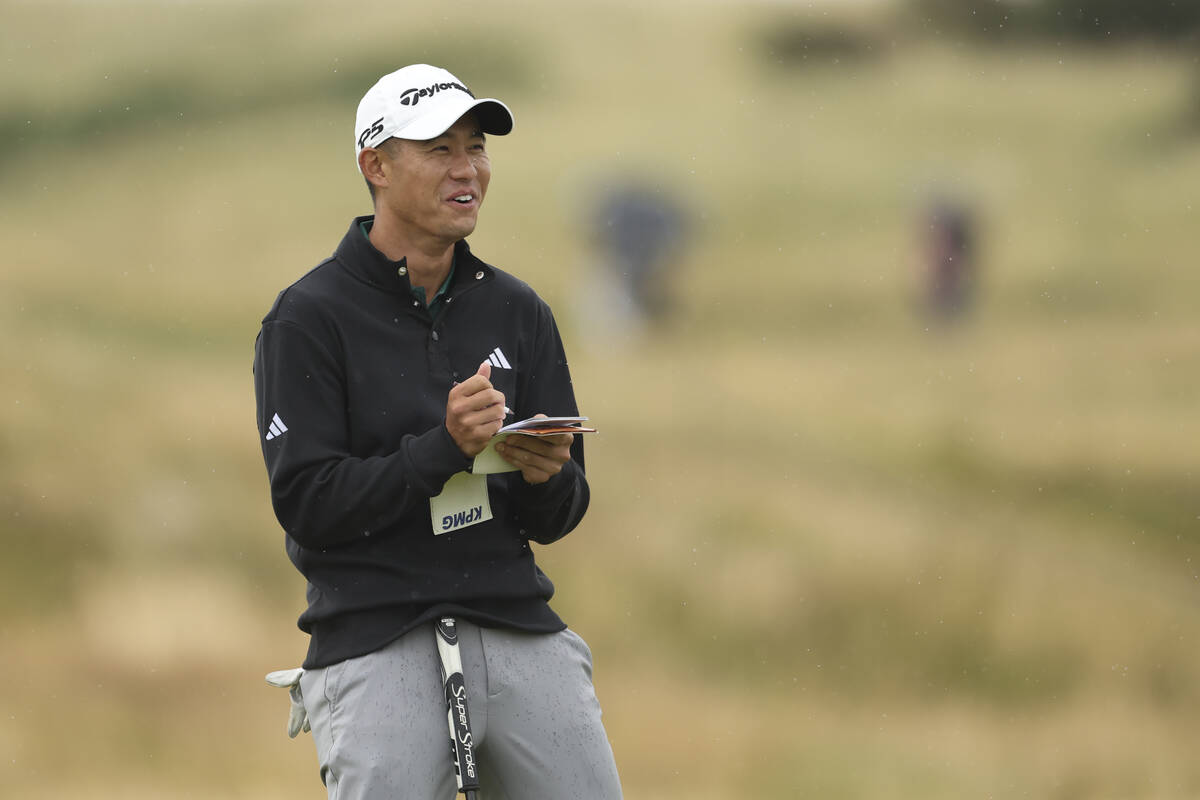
top-left (505, 298), bottom-right (590, 545)
top-left (253, 312), bottom-right (470, 549)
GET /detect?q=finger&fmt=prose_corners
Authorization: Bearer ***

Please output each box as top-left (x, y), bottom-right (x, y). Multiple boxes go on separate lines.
top-left (538, 433), bottom-right (575, 449)
top-left (449, 376), bottom-right (504, 412)
top-left (497, 445), bottom-right (560, 480)
top-left (507, 433), bottom-right (574, 455)
top-left (451, 375), bottom-right (492, 398)
top-left (450, 361), bottom-right (495, 400)
top-left (454, 389), bottom-right (506, 415)
top-left (518, 456), bottom-right (561, 485)
top-left (467, 406), bottom-right (507, 431)
top-left (496, 437), bottom-right (570, 470)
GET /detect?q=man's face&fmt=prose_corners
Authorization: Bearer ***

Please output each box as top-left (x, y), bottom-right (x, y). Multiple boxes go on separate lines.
top-left (376, 113), bottom-right (491, 246)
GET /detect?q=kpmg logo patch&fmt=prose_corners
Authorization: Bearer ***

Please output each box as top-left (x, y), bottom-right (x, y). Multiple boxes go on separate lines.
top-left (399, 81), bottom-right (474, 107)
top-left (441, 505), bottom-right (484, 533)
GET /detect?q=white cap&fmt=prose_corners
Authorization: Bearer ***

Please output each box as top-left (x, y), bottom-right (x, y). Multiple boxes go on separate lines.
top-left (354, 64), bottom-right (514, 171)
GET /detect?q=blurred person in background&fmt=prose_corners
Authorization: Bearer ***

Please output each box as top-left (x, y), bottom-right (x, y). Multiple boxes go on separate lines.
top-left (575, 177), bottom-right (689, 348)
top-left (591, 180), bottom-right (688, 322)
top-left (253, 64), bottom-right (622, 800)
top-left (921, 196), bottom-right (977, 322)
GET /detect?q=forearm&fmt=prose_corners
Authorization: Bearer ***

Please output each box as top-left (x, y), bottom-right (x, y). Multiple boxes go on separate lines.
top-left (270, 423), bottom-right (470, 548)
top-left (511, 459), bottom-right (590, 545)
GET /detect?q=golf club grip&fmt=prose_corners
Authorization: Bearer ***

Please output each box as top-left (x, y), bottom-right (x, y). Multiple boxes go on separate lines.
top-left (435, 617), bottom-right (481, 794)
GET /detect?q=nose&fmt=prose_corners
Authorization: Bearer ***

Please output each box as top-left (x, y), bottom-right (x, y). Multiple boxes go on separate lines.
top-left (448, 149), bottom-right (478, 180)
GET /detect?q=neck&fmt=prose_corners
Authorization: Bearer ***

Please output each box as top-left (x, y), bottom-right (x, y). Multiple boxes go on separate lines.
top-left (368, 213), bottom-right (455, 297)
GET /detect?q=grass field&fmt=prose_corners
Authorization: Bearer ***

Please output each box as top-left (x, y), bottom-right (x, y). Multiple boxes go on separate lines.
top-left (2, 1), bottom-right (1199, 797)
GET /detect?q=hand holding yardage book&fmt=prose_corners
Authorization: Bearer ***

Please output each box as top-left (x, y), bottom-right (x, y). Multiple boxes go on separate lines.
top-left (472, 416), bottom-right (596, 475)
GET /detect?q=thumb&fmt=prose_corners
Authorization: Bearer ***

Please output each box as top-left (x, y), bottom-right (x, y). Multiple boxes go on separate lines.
top-left (476, 361), bottom-right (492, 381)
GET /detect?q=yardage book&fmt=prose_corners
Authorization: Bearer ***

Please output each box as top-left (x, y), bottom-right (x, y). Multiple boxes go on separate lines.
top-left (432, 417), bottom-right (597, 535)
top-left (471, 416), bottom-right (596, 475)
top-left (495, 416), bottom-right (597, 436)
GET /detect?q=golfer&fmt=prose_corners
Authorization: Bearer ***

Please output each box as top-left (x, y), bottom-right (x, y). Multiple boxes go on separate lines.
top-left (253, 64), bottom-right (623, 799)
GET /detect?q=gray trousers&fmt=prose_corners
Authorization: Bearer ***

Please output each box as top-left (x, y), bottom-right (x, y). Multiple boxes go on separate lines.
top-left (299, 620), bottom-right (623, 800)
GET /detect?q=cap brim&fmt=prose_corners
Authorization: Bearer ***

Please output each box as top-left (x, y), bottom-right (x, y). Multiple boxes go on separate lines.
top-left (393, 97), bottom-right (514, 140)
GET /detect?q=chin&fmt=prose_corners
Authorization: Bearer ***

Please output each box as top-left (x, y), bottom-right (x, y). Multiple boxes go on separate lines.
top-left (447, 220), bottom-right (479, 240)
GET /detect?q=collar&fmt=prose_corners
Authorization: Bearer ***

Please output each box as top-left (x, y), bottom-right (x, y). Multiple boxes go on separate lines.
top-left (335, 215), bottom-right (491, 298)
top-left (412, 258), bottom-right (455, 314)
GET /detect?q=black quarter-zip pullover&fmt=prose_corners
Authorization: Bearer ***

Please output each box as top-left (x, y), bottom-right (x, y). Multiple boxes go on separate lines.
top-left (254, 216), bottom-right (588, 668)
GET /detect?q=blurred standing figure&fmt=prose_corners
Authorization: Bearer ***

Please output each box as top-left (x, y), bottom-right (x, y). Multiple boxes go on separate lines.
top-left (576, 180), bottom-right (688, 346)
top-left (253, 64), bottom-right (622, 800)
top-left (922, 198), bottom-right (976, 321)
top-left (594, 182), bottom-right (687, 321)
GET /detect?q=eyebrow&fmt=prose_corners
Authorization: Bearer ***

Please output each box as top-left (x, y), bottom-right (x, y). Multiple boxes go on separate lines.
top-left (419, 129), bottom-right (486, 146)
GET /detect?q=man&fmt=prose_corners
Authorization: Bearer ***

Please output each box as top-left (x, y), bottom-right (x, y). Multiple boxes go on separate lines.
top-left (253, 63), bottom-right (623, 799)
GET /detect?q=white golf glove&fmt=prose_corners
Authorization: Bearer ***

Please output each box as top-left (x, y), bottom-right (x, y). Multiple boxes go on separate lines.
top-left (264, 668), bottom-right (310, 738)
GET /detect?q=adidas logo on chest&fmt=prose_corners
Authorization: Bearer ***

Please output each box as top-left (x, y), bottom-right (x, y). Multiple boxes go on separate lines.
top-left (486, 347), bottom-right (511, 369)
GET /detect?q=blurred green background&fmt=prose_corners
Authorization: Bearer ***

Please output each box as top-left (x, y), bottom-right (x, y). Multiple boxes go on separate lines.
top-left (3, 0), bottom-right (1198, 797)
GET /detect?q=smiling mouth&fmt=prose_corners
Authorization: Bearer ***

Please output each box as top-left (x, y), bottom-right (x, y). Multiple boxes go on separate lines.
top-left (451, 194), bottom-right (475, 204)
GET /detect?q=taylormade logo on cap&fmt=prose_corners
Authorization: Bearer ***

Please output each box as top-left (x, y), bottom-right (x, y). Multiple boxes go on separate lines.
top-left (354, 64), bottom-right (514, 172)
top-left (399, 81), bottom-right (473, 107)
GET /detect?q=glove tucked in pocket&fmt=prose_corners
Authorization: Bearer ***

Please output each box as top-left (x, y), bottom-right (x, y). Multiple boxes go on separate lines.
top-left (265, 668), bottom-right (309, 738)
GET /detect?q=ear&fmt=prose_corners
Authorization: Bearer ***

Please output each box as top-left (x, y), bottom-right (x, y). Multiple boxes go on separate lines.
top-left (359, 148), bottom-right (389, 193)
